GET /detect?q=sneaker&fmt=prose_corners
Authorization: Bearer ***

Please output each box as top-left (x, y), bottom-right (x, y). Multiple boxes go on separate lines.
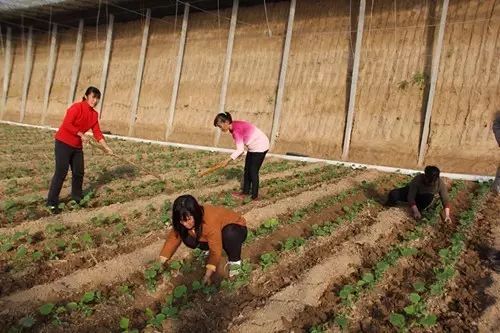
top-left (45, 205), bottom-right (61, 215)
top-left (226, 261), bottom-right (242, 278)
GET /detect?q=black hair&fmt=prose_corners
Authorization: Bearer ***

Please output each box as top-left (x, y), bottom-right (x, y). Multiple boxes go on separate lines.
top-left (82, 86), bottom-right (101, 101)
top-left (424, 165), bottom-right (440, 184)
top-left (213, 112), bottom-right (232, 127)
top-left (172, 195), bottom-right (204, 241)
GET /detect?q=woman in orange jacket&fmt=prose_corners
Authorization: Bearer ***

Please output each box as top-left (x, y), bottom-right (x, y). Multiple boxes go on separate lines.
top-left (159, 195), bottom-right (247, 284)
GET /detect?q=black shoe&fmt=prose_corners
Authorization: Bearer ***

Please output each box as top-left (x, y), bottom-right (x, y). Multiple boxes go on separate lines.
top-left (46, 205), bottom-right (61, 215)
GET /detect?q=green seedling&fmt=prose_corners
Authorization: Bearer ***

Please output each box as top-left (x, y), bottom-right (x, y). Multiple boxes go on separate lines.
top-left (15, 245), bottom-right (27, 258)
top-left (191, 280), bottom-right (203, 291)
top-left (32, 251), bottom-right (43, 261)
top-left (339, 284), bottom-right (357, 306)
top-left (309, 324), bottom-right (326, 333)
top-left (281, 237), bottom-right (305, 251)
top-left (144, 261), bottom-right (164, 291)
top-left (119, 284), bottom-right (134, 299)
top-left (1, 240), bottom-right (14, 252)
top-left (39, 303), bottom-right (55, 316)
top-left (173, 285), bottom-right (188, 299)
top-left (119, 316), bottom-right (139, 333)
top-left (80, 233), bottom-right (94, 248)
top-left (46, 223), bottom-right (67, 235)
top-left (389, 313), bottom-right (406, 330)
top-left (160, 201), bottom-right (172, 225)
top-left (247, 218), bottom-right (280, 241)
top-left (220, 260), bottom-right (252, 291)
top-left (259, 251), bottom-right (278, 270)
top-left (335, 314), bottom-right (348, 331)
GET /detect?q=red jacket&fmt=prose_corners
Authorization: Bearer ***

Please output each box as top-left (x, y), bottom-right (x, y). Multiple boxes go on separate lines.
top-left (55, 100), bottom-right (104, 148)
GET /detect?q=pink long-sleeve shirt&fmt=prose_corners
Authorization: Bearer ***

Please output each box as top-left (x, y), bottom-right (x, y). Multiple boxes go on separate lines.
top-left (230, 120), bottom-right (270, 160)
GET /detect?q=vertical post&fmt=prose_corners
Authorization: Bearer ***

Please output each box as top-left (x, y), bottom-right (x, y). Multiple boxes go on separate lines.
top-left (417, 0), bottom-right (449, 166)
top-left (42, 24), bottom-right (57, 125)
top-left (214, 0), bottom-right (239, 147)
top-left (99, 14), bottom-right (114, 119)
top-left (269, 0), bottom-right (296, 149)
top-left (68, 19), bottom-right (84, 105)
top-left (165, 2), bottom-right (189, 140)
top-left (0, 27), bottom-right (12, 119)
top-left (20, 26), bottom-right (34, 123)
top-left (341, 0), bottom-right (366, 160)
top-left (128, 9), bottom-right (150, 137)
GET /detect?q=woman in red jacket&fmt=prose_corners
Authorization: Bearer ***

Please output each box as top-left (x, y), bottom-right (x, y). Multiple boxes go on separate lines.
top-left (46, 86), bottom-right (113, 213)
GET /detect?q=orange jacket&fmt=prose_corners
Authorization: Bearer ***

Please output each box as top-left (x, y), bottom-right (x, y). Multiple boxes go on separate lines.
top-left (159, 205), bottom-right (246, 271)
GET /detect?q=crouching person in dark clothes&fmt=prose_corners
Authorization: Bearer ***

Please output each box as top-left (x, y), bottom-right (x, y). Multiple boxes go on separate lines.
top-left (385, 166), bottom-right (451, 222)
top-left (159, 195), bottom-right (247, 284)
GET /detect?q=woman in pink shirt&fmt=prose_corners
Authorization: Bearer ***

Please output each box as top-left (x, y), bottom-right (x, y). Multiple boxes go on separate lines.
top-left (214, 112), bottom-right (269, 200)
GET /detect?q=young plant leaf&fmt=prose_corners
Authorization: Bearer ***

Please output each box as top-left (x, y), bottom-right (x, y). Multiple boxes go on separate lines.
top-left (389, 313), bottom-right (406, 328)
top-left (119, 317), bottom-right (130, 330)
top-left (173, 285), bottom-right (188, 299)
top-left (39, 303), bottom-right (55, 316)
top-left (419, 314), bottom-right (437, 327)
top-left (409, 293), bottom-right (421, 304)
top-left (19, 315), bottom-right (36, 328)
top-left (413, 281), bottom-right (426, 293)
top-left (81, 291), bottom-right (95, 304)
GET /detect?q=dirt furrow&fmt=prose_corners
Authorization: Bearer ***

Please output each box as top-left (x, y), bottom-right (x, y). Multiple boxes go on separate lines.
top-left (228, 208), bottom-right (410, 333)
top-left (432, 195), bottom-right (500, 333)
top-left (48, 173), bottom-right (388, 332)
top-left (0, 163), bottom-right (322, 236)
top-left (307, 184), bottom-right (478, 332)
top-left (0, 163), bottom-right (341, 296)
top-left (0, 170), bottom-right (379, 322)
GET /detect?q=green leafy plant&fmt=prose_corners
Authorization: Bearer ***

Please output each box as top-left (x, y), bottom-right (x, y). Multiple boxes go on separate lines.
top-left (39, 303), bottom-right (55, 316)
top-left (259, 251), bottom-right (278, 270)
top-left (220, 260), bottom-right (252, 291)
top-left (144, 261), bottom-right (164, 291)
top-left (281, 237), bottom-right (305, 251)
top-left (247, 218), bottom-right (280, 241)
top-left (335, 314), bottom-right (348, 331)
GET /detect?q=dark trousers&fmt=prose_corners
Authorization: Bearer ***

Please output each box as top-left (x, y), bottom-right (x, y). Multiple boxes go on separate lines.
top-left (386, 185), bottom-right (434, 211)
top-left (47, 140), bottom-right (84, 206)
top-left (242, 150), bottom-right (268, 199)
top-left (198, 224), bottom-right (248, 262)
